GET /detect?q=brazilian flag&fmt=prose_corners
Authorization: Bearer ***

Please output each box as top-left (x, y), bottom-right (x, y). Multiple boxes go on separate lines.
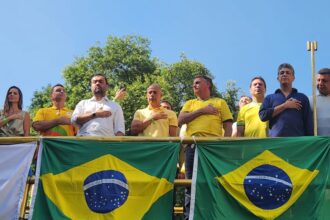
top-left (30, 138), bottom-right (179, 220)
top-left (190, 136), bottom-right (330, 220)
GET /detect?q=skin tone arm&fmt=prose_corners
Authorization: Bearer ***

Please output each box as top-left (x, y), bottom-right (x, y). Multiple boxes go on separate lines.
top-left (178, 104), bottom-right (219, 126)
top-left (236, 125), bottom-right (244, 137)
top-left (0, 113), bottom-right (25, 127)
top-left (223, 121), bottom-right (233, 137)
top-left (169, 125), bottom-right (177, 137)
top-left (33, 117), bottom-right (71, 131)
top-left (23, 112), bottom-right (30, 136)
top-left (271, 98), bottom-right (302, 118)
top-left (75, 109), bottom-right (112, 126)
top-left (131, 112), bottom-right (167, 135)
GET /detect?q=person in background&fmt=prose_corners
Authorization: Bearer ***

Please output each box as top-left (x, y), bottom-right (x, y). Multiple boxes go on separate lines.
top-left (237, 76), bottom-right (268, 137)
top-left (131, 84), bottom-right (178, 137)
top-left (71, 73), bottom-right (125, 136)
top-left (231, 95), bottom-right (252, 137)
top-left (32, 84), bottom-right (76, 136)
top-left (259, 63), bottom-right (313, 137)
top-left (309, 68), bottom-right (330, 135)
top-left (0, 86), bottom-right (30, 136)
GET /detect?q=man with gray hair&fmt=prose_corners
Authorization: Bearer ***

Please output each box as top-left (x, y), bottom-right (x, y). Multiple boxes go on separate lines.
top-left (309, 68), bottom-right (330, 135)
top-left (259, 63), bottom-right (313, 137)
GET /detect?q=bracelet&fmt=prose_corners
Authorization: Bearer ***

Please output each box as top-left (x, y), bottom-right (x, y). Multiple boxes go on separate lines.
top-left (2, 116), bottom-right (9, 124)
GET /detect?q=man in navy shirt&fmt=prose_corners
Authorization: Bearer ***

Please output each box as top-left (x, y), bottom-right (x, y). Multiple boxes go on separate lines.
top-left (259, 63), bottom-right (313, 137)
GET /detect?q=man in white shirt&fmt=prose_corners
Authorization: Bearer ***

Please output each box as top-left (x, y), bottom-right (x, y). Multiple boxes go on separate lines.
top-left (71, 74), bottom-right (125, 136)
top-left (310, 68), bottom-right (330, 135)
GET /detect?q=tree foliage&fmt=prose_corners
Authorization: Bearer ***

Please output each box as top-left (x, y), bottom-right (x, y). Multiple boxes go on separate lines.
top-left (29, 35), bottom-right (240, 133)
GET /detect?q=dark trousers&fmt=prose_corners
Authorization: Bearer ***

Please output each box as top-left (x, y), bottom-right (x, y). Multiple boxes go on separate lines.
top-left (184, 144), bottom-right (195, 220)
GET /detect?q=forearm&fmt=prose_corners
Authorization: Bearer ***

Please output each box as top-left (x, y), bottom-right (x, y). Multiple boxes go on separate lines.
top-left (236, 126), bottom-right (244, 137)
top-left (272, 103), bottom-right (287, 118)
top-left (33, 119), bottom-right (59, 131)
top-left (178, 110), bottom-right (203, 127)
top-left (223, 121), bottom-right (233, 137)
top-left (75, 113), bottom-right (95, 125)
top-left (131, 119), bottom-right (152, 135)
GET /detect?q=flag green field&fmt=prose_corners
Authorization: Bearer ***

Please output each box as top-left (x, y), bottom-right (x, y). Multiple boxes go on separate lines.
top-left (30, 138), bottom-right (179, 220)
top-left (191, 136), bottom-right (330, 220)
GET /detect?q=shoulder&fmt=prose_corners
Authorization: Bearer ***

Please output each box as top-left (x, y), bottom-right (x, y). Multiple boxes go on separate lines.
top-left (165, 109), bottom-right (177, 117)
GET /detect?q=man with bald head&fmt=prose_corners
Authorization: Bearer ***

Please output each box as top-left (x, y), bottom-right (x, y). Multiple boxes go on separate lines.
top-left (131, 83), bottom-right (178, 137)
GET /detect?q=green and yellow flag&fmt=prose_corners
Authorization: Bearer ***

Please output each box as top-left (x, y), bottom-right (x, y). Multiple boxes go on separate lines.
top-left (191, 137), bottom-right (330, 220)
top-left (30, 138), bottom-right (179, 220)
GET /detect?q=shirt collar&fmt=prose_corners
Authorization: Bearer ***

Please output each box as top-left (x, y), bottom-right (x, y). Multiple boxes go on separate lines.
top-left (51, 106), bottom-right (68, 110)
top-left (275, 88), bottom-right (298, 94)
top-left (148, 105), bottom-right (164, 111)
top-left (90, 96), bottom-right (109, 102)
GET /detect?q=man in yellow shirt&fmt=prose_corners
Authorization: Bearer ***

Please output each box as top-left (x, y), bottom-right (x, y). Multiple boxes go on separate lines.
top-left (237, 76), bottom-right (268, 137)
top-left (178, 75), bottom-right (233, 220)
top-left (131, 84), bottom-right (178, 137)
top-left (33, 84), bottom-right (76, 136)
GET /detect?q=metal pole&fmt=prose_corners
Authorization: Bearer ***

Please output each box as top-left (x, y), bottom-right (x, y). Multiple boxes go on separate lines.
top-left (307, 41), bottom-right (318, 136)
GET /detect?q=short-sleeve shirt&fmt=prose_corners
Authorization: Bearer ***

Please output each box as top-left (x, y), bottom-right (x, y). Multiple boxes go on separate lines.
top-left (71, 97), bottom-right (125, 136)
top-left (237, 102), bottom-right (268, 137)
top-left (33, 106), bottom-right (76, 136)
top-left (181, 97), bottom-right (233, 137)
top-left (133, 106), bottom-right (178, 137)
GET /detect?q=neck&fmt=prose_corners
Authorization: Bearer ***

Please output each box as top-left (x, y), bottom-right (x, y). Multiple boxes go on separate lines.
top-left (94, 95), bottom-right (105, 101)
top-left (280, 84), bottom-right (293, 96)
top-left (8, 104), bottom-right (20, 113)
top-left (253, 95), bottom-right (264, 103)
top-left (53, 101), bottom-right (65, 109)
top-left (197, 92), bottom-right (211, 101)
top-left (149, 102), bottom-right (161, 108)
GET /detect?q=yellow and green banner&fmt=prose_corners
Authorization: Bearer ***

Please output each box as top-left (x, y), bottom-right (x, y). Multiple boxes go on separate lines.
top-left (30, 138), bottom-right (179, 220)
top-left (190, 136), bottom-right (330, 220)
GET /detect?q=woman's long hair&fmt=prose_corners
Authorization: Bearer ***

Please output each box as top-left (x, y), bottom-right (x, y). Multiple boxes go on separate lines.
top-left (3, 86), bottom-right (23, 113)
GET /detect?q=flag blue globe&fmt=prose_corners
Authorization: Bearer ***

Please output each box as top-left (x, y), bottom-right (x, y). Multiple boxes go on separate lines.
top-left (83, 170), bottom-right (129, 213)
top-left (243, 164), bottom-right (292, 209)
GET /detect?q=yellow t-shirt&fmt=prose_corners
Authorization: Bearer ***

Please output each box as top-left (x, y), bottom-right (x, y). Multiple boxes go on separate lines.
top-left (133, 106), bottom-right (178, 137)
top-left (181, 98), bottom-right (233, 137)
top-left (33, 106), bottom-right (76, 136)
top-left (237, 102), bottom-right (268, 137)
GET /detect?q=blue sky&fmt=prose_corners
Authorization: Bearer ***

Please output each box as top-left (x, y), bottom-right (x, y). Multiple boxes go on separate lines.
top-left (1, 0), bottom-right (329, 109)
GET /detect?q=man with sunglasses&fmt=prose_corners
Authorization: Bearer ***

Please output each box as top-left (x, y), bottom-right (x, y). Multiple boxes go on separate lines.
top-left (259, 63), bottom-right (313, 137)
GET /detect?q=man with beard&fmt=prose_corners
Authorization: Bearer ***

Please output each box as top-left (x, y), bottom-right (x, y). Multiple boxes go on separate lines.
top-left (71, 74), bottom-right (125, 136)
top-left (237, 76), bottom-right (268, 137)
top-left (33, 84), bottom-right (76, 136)
top-left (131, 83), bottom-right (177, 137)
top-left (259, 63), bottom-right (313, 137)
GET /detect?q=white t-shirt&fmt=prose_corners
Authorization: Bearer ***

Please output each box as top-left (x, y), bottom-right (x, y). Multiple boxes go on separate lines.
top-left (309, 94), bottom-right (330, 136)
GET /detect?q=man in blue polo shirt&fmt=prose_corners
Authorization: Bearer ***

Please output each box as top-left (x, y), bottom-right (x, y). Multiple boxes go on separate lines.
top-left (259, 63), bottom-right (313, 137)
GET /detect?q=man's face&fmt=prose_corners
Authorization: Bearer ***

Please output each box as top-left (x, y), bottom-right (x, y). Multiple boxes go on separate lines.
top-left (161, 102), bottom-right (171, 110)
top-left (51, 86), bottom-right (66, 102)
top-left (193, 77), bottom-right (209, 96)
top-left (277, 68), bottom-right (295, 85)
top-left (239, 96), bottom-right (251, 109)
top-left (317, 74), bottom-right (330, 96)
top-left (250, 79), bottom-right (266, 98)
top-left (147, 85), bottom-right (162, 104)
top-left (91, 76), bottom-right (108, 97)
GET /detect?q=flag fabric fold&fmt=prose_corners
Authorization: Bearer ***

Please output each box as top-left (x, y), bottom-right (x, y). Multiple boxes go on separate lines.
top-left (29, 138), bottom-right (179, 220)
top-left (0, 142), bottom-right (37, 220)
top-left (190, 136), bottom-right (330, 220)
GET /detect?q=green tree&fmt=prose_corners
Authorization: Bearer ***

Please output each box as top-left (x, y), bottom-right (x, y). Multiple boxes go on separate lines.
top-left (29, 35), bottom-right (240, 134)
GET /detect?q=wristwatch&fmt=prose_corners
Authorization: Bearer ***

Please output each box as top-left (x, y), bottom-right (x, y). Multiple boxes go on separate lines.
top-left (92, 112), bottom-right (96, 118)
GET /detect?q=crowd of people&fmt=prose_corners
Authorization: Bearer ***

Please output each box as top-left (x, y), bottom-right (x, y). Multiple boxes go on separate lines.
top-left (1, 63), bottom-right (329, 219)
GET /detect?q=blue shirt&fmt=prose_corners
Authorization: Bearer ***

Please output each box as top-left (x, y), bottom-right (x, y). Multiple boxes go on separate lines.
top-left (259, 88), bottom-right (313, 137)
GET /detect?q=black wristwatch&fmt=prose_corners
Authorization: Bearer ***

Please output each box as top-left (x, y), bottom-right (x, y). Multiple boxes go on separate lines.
top-left (92, 112), bottom-right (96, 118)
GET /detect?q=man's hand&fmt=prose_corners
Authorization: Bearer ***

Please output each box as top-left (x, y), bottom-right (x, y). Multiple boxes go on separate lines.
top-left (200, 104), bottom-right (219, 115)
top-left (56, 116), bottom-right (71, 125)
top-left (284, 98), bottom-right (302, 110)
top-left (151, 112), bottom-right (168, 120)
top-left (95, 110), bottom-right (112, 118)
